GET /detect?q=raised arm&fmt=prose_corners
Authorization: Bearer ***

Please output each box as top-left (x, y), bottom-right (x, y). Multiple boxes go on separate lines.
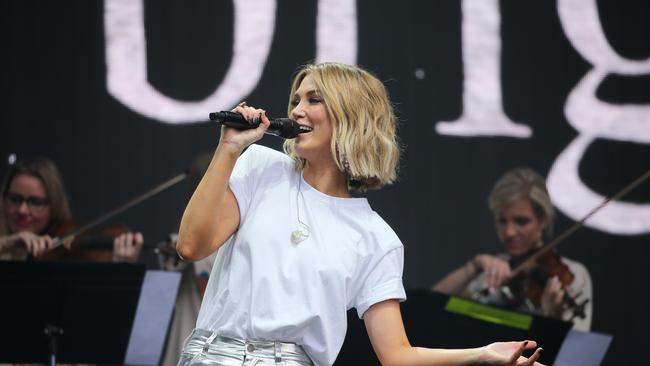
top-left (176, 104), bottom-right (269, 261)
top-left (363, 299), bottom-right (543, 366)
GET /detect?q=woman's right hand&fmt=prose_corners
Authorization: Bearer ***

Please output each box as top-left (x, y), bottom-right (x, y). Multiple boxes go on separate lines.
top-left (218, 103), bottom-right (271, 155)
top-left (8, 231), bottom-right (54, 257)
top-left (178, 103), bottom-right (262, 262)
top-left (474, 254), bottom-right (512, 289)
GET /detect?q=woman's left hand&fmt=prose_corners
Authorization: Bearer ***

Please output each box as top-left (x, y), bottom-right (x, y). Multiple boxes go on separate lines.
top-left (113, 232), bottom-right (144, 263)
top-left (478, 341), bottom-right (544, 365)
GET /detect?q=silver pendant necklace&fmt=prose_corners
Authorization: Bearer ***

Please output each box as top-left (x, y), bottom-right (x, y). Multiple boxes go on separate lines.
top-left (291, 176), bottom-right (310, 244)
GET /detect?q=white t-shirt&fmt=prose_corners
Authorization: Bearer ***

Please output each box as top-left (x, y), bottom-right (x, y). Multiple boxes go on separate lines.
top-left (196, 144), bottom-right (406, 365)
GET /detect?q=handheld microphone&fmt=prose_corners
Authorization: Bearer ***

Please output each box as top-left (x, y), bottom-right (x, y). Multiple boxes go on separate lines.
top-left (209, 111), bottom-right (312, 139)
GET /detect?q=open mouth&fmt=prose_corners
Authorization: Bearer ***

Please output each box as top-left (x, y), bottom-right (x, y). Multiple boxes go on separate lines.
top-left (297, 123), bottom-right (313, 133)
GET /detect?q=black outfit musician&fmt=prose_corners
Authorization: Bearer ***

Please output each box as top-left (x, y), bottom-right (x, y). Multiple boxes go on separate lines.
top-left (433, 168), bottom-right (592, 331)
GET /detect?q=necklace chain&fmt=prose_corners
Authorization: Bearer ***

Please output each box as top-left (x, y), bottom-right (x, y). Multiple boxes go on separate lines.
top-left (291, 176), bottom-right (310, 244)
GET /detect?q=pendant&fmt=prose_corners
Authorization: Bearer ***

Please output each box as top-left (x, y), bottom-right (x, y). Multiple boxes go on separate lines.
top-left (291, 229), bottom-right (309, 244)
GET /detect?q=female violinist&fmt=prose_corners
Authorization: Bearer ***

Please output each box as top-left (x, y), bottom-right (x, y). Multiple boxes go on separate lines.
top-left (432, 168), bottom-right (592, 331)
top-left (0, 156), bottom-right (142, 262)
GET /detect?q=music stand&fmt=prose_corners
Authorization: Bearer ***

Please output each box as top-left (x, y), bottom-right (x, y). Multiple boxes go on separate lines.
top-left (0, 261), bottom-right (145, 363)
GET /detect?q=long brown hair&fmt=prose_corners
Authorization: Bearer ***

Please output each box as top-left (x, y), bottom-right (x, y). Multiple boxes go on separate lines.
top-left (0, 157), bottom-right (72, 235)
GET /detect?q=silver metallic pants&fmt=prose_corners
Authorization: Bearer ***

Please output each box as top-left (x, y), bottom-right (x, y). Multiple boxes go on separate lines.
top-left (177, 329), bottom-right (314, 366)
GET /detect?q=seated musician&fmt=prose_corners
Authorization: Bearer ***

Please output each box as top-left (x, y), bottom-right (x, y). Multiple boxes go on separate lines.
top-left (0, 156), bottom-right (142, 262)
top-left (432, 168), bottom-right (592, 331)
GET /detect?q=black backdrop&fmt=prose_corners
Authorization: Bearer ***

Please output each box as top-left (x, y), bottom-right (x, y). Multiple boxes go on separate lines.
top-left (1, 1), bottom-right (648, 365)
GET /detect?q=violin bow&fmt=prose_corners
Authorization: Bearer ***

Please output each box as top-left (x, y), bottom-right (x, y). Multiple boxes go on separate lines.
top-left (50, 173), bottom-right (187, 250)
top-left (509, 168), bottom-right (650, 278)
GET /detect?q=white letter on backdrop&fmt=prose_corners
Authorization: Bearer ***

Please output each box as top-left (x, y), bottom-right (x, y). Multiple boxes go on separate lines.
top-left (435, 0), bottom-right (532, 137)
top-left (549, 0), bottom-right (650, 235)
top-left (104, 0), bottom-right (275, 123)
top-left (315, 0), bottom-right (357, 64)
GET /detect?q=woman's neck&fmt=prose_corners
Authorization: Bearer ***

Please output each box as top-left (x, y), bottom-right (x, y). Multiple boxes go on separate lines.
top-left (302, 161), bottom-right (350, 198)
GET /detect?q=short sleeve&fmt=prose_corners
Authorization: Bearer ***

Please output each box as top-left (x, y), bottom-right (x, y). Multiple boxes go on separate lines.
top-left (229, 145), bottom-right (262, 221)
top-left (228, 144), bottom-right (294, 223)
top-left (353, 246), bottom-right (406, 318)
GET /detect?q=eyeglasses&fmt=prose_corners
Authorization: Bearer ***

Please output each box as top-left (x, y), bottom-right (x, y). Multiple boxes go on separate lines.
top-left (4, 193), bottom-right (50, 211)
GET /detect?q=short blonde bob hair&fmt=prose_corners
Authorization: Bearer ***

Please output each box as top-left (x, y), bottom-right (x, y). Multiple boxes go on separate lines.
top-left (488, 168), bottom-right (555, 238)
top-left (283, 63), bottom-right (400, 191)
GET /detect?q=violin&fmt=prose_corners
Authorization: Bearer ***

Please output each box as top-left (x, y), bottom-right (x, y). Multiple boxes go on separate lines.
top-left (42, 173), bottom-right (187, 260)
top-left (154, 233), bottom-right (186, 271)
top-left (38, 219), bottom-right (130, 262)
top-left (504, 248), bottom-right (588, 320)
